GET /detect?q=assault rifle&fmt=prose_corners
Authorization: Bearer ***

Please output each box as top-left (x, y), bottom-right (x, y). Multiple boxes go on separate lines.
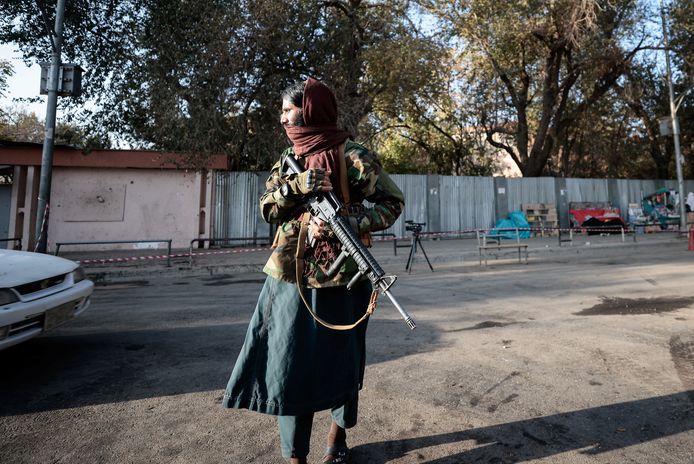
top-left (285, 155), bottom-right (416, 330)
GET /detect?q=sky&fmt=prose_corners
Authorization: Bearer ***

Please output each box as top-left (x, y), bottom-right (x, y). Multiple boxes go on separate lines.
top-left (0, 42), bottom-right (48, 119)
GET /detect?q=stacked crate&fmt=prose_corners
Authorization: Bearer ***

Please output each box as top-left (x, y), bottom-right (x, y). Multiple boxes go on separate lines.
top-left (522, 203), bottom-right (558, 236)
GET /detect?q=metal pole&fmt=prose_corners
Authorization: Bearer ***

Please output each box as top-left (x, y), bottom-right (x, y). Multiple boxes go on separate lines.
top-left (35, 0), bottom-right (66, 253)
top-left (660, 0), bottom-right (688, 232)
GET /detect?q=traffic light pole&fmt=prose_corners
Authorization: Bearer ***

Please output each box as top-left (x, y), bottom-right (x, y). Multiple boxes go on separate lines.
top-left (35, 0), bottom-right (66, 253)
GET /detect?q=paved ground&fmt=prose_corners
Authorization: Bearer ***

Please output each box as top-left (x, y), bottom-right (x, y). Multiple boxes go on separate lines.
top-left (1, 233), bottom-right (694, 463)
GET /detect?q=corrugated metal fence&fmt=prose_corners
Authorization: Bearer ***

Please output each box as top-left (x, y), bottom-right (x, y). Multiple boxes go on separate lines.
top-left (213, 171), bottom-right (270, 245)
top-left (213, 171), bottom-right (694, 240)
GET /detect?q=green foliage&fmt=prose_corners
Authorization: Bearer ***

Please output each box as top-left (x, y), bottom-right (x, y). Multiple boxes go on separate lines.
top-left (0, 0), bottom-right (445, 171)
top-left (0, 106), bottom-right (109, 149)
top-left (422, 0), bottom-right (656, 177)
top-left (1, 1), bottom-right (691, 178)
top-left (0, 108), bottom-right (43, 142)
top-left (544, 1), bottom-right (694, 180)
top-left (670, 0), bottom-right (694, 78)
top-left (0, 59), bottom-right (13, 100)
top-left (370, 58), bottom-right (496, 176)
top-left (669, 0), bottom-right (694, 178)
top-left (377, 137), bottom-right (426, 174)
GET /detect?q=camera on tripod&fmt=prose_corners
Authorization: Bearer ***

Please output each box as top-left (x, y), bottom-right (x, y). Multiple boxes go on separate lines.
top-left (402, 220), bottom-right (433, 272)
top-left (405, 220), bottom-right (426, 233)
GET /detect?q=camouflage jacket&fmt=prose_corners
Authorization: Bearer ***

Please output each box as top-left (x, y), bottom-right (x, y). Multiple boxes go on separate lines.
top-left (261, 140), bottom-right (404, 288)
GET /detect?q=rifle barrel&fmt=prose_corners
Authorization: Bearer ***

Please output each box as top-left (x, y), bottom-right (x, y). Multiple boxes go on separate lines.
top-left (382, 287), bottom-right (416, 330)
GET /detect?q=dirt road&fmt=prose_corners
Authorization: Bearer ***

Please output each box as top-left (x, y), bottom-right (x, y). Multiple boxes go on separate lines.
top-left (1, 239), bottom-right (693, 463)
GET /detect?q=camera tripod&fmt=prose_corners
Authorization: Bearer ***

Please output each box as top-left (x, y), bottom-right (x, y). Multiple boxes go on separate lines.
top-left (404, 221), bottom-right (434, 273)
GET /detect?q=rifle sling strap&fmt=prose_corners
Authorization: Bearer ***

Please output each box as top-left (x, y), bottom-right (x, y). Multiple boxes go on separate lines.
top-left (295, 211), bottom-right (377, 331)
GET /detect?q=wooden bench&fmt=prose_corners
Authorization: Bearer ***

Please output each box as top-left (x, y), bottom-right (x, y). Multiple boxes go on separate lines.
top-left (476, 229), bottom-right (528, 266)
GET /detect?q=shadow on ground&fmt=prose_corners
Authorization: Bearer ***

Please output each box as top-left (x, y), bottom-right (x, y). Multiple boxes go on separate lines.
top-left (352, 391), bottom-right (694, 463)
top-left (0, 316), bottom-right (443, 416)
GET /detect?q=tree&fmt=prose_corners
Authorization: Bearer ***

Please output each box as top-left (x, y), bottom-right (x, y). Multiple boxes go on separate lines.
top-left (0, 106), bottom-right (108, 148)
top-left (0, 59), bottom-right (13, 120)
top-left (553, 0), bottom-right (694, 181)
top-left (370, 50), bottom-right (496, 175)
top-left (670, 0), bottom-right (694, 78)
top-left (669, 0), bottom-right (694, 179)
top-left (619, 64), bottom-right (677, 179)
top-left (0, 0), bottom-right (443, 171)
top-left (549, 84), bottom-right (657, 179)
top-left (0, 59), bottom-right (13, 99)
top-left (314, 2), bottom-right (497, 176)
top-left (1, 1), bottom-right (145, 146)
top-left (0, 0), bottom-right (331, 168)
top-left (422, 0), bottom-right (654, 177)
top-left (317, 1), bottom-right (439, 136)
top-left (0, 108), bottom-right (44, 142)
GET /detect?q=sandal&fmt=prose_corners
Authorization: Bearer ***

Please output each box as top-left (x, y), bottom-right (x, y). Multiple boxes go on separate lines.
top-left (322, 445), bottom-right (350, 464)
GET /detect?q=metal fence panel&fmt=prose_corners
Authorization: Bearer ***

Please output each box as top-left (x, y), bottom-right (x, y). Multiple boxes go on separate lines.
top-left (212, 171), bottom-right (228, 239)
top-left (614, 179), bottom-right (634, 219)
top-left (507, 177), bottom-right (556, 211)
top-left (565, 178), bottom-right (610, 204)
top-left (438, 176), bottom-right (462, 233)
top-left (434, 176), bottom-right (494, 234)
top-left (459, 176), bottom-right (476, 229)
top-left (214, 171), bottom-right (266, 246)
top-left (387, 174), bottom-right (427, 237)
top-left (472, 176), bottom-right (495, 229)
top-left (635, 179), bottom-right (657, 201)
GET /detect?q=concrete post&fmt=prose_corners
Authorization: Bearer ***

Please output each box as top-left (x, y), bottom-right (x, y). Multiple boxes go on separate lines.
top-left (426, 175), bottom-right (440, 233)
top-left (494, 177), bottom-right (509, 223)
top-left (555, 177), bottom-right (570, 229)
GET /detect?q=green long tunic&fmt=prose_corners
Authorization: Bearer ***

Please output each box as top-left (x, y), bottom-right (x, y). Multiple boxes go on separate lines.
top-left (222, 276), bottom-right (371, 415)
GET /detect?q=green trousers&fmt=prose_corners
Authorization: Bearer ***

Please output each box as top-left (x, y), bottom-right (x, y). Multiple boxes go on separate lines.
top-left (278, 393), bottom-right (358, 459)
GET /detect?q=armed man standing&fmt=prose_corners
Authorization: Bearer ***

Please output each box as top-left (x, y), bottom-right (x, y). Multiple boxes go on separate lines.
top-left (222, 77), bottom-right (405, 464)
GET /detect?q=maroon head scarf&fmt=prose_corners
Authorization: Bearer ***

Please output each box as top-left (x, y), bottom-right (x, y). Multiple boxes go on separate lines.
top-left (284, 78), bottom-right (352, 276)
top-left (284, 78), bottom-right (351, 201)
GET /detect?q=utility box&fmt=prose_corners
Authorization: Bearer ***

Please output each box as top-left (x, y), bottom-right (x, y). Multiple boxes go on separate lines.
top-left (40, 63), bottom-right (83, 97)
top-left (659, 116), bottom-right (674, 136)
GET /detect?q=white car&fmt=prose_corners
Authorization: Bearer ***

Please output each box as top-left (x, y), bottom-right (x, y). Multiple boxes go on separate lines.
top-left (0, 249), bottom-right (94, 350)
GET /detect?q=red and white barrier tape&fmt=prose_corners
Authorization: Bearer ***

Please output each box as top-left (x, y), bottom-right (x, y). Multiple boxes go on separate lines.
top-left (374, 225), bottom-right (666, 242)
top-left (78, 246), bottom-right (271, 265)
top-left (77, 225), bottom-right (678, 265)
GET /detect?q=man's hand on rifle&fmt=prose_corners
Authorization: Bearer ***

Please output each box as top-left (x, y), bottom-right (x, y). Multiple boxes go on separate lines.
top-left (286, 167), bottom-right (332, 195)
